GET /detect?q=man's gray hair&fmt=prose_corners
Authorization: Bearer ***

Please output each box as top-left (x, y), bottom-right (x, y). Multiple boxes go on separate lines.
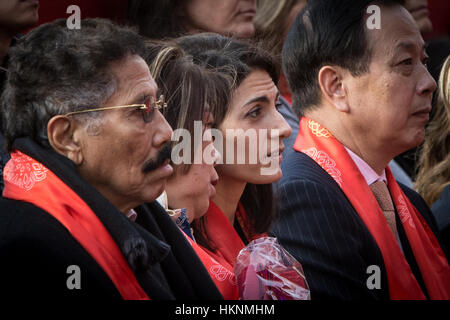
top-left (1, 18), bottom-right (146, 150)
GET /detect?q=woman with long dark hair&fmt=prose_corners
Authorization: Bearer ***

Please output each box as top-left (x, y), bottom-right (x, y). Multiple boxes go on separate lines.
top-left (176, 33), bottom-right (291, 272)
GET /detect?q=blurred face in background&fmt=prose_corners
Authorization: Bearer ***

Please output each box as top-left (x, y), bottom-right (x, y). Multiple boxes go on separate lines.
top-left (0, 0), bottom-right (39, 35)
top-left (404, 0), bottom-right (432, 34)
top-left (181, 0), bottom-right (256, 38)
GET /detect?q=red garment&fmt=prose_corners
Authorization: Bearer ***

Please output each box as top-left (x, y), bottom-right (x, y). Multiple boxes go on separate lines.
top-left (294, 117), bottom-right (450, 299)
top-left (204, 201), bottom-right (265, 268)
top-left (184, 234), bottom-right (239, 300)
top-left (3, 151), bottom-right (149, 300)
top-left (190, 201), bottom-right (266, 299)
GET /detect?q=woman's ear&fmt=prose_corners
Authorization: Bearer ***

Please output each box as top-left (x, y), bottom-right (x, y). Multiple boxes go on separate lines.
top-left (318, 65), bottom-right (350, 113)
top-left (47, 116), bottom-right (84, 165)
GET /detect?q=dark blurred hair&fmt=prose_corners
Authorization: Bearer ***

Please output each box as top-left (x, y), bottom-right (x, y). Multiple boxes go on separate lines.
top-left (283, 0), bottom-right (405, 116)
top-left (176, 33), bottom-right (280, 90)
top-left (128, 0), bottom-right (185, 39)
top-left (145, 40), bottom-right (231, 174)
top-left (175, 33), bottom-right (279, 252)
top-left (1, 18), bottom-right (146, 151)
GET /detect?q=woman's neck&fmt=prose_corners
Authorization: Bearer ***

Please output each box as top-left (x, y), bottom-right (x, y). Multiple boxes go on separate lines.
top-left (212, 176), bottom-right (246, 225)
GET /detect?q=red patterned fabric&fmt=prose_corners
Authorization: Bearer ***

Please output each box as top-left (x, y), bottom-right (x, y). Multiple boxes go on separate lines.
top-left (186, 201), bottom-right (267, 299)
top-left (294, 117), bottom-right (450, 299)
top-left (3, 151), bottom-right (149, 300)
top-left (184, 234), bottom-right (239, 300)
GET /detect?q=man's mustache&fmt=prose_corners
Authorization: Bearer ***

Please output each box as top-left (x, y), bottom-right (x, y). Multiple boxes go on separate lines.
top-left (142, 144), bottom-right (172, 173)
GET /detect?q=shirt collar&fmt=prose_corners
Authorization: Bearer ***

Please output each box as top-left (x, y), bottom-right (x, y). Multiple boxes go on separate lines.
top-left (345, 147), bottom-right (386, 185)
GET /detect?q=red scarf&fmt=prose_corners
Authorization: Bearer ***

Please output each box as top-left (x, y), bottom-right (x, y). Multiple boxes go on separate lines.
top-left (204, 201), bottom-right (264, 268)
top-left (183, 233), bottom-right (239, 300)
top-left (3, 151), bottom-right (149, 300)
top-left (189, 201), bottom-right (266, 299)
top-left (294, 117), bottom-right (450, 299)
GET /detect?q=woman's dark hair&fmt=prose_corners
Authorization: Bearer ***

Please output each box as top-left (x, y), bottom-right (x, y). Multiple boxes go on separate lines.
top-left (145, 40), bottom-right (230, 174)
top-left (175, 33), bottom-right (280, 252)
top-left (128, 0), bottom-right (186, 39)
top-left (1, 18), bottom-right (146, 151)
top-left (283, 0), bottom-right (405, 116)
top-left (176, 33), bottom-right (280, 89)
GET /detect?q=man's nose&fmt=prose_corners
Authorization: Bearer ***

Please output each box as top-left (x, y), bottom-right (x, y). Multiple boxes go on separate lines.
top-left (418, 65), bottom-right (437, 96)
top-left (153, 109), bottom-right (173, 147)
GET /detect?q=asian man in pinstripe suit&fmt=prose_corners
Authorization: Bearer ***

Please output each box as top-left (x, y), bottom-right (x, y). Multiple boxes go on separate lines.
top-left (271, 0), bottom-right (450, 300)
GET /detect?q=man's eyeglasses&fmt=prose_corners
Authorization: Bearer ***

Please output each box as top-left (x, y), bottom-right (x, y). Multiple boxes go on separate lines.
top-left (64, 95), bottom-right (167, 123)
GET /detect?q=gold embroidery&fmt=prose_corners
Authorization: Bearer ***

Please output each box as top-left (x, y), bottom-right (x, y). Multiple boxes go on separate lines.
top-left (308, 120), bottom-right (332, 138)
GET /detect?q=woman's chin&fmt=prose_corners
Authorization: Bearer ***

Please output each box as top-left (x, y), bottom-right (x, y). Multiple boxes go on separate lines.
top-left (250, 168), bottom-right (283, 184)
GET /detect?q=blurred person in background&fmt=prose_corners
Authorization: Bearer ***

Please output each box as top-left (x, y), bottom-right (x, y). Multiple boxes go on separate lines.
top-left (0, 0), bottom-right (39, 192)
top-left (415, 55), bottom-right (450, 260)
top-left (128, 0), bottom-right (256, 39)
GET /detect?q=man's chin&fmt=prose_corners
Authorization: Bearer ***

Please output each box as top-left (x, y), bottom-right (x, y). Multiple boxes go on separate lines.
top-left (395, 131), bottom-right (426, 156)
top-left (143, 183), bottom-right (167, 205)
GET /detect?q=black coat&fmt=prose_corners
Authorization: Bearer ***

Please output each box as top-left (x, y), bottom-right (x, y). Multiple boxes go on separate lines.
top-left (0, 138), bottom-right (223, 300)
top-left (271, 151), bottom-right (446, 300)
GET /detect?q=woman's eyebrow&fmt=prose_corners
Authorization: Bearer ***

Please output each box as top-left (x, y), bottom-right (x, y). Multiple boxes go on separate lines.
top-left (242, 95), bottom-right (270, 108)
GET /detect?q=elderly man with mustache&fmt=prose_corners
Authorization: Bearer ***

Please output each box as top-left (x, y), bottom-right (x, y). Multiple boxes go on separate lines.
top-left (0, 18), bottom-right (223, 300)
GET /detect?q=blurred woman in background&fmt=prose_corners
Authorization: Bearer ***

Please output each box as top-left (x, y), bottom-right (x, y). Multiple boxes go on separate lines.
top-left (128, 0), bottom-right (256, 39)
top-left (415, 55), bottom-right (450, 260)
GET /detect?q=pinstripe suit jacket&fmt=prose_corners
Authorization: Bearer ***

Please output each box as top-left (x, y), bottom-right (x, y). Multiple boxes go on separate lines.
top-left (271, 151), bottom-right (443, 300)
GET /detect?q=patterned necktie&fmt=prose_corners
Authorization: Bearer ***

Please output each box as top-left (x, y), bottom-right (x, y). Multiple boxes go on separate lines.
top-left (370, 180), bottom-right (397, 236)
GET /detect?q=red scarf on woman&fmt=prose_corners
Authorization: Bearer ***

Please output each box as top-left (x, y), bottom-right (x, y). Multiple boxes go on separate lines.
top-left (204, 201), bottom-right (264, 268)
top-left (187, 201), bottom-right (266, 299)
top-left (294, 117), bottom-right (450, 299)
top-left (183, 233), bottom-right (239, 300)
top-left (3, 151), bottom-right (149, 300)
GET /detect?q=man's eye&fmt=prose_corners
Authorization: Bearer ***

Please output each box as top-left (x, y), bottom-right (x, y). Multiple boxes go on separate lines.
top-left (400, 58), bottom-right (413, 66)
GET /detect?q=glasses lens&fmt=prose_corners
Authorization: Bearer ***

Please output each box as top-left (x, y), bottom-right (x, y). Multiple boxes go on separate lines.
top-left (140, 97), bottom-right (155, 123)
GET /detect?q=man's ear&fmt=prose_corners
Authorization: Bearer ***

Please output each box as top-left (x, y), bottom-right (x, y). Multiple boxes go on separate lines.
top-left (47, 116), bottom-right (84, 165)
top-left (318, 65), bottom-right (350, 113)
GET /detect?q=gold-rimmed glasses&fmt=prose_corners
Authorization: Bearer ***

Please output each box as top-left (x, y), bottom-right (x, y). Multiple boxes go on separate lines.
top-left (64, 95), bottom-right (167, 123)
